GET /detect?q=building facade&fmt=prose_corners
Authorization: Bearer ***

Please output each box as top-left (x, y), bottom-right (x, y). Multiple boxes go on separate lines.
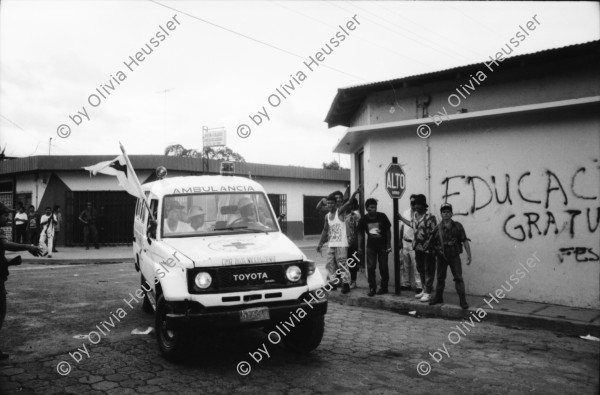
top-left (0, 155), bottom-right (349, 244)
top-left (326, 41), bottom-right (599, 308)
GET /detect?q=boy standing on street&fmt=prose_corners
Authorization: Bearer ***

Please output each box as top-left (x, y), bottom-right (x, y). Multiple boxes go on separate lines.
top-left (400, 194), bottom-right (422, 294)
top-left (357, 198), bottom-right (391, 297)
top-left (397, 194), bottom-right (437, 302)
top-left (426, 203), bottom-right (472, 309)
top-left (317, 189), bottom-right (360, 294)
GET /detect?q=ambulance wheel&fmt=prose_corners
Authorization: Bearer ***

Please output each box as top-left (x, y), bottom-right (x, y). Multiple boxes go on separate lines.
top-left (283, 314), bottom-right (325, 354)
top-left (155, 295), bottom-right (189, 362)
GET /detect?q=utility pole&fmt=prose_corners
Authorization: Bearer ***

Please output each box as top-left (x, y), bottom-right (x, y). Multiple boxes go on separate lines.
top-left (49, 137), bottom-right (52, 156)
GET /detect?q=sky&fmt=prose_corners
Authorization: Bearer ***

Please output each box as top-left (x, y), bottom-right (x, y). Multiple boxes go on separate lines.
top-left (0, 0), bottom-right (598, 169)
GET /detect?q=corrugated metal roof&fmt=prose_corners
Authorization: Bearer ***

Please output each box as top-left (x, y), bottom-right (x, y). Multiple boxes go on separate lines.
top-left (325, 40), bottom-right (600, 128)
top-left (0, 155), bottom-right (350, 182)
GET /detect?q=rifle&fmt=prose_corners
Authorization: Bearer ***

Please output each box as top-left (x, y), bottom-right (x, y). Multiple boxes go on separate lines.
top-left (424, 218), bottom-right (446, 260)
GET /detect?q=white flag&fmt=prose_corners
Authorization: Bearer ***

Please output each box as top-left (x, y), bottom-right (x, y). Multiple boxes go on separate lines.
top-left (84, 156), bottom-right (142, 198)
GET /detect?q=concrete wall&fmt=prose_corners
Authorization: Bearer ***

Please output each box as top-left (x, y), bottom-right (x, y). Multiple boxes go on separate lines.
top-left (256, 176), bottom-right (348, 239)
top-left (352, 65), bottom-right (600, 128)
top-left (354, 108), bottom-right (599, 308)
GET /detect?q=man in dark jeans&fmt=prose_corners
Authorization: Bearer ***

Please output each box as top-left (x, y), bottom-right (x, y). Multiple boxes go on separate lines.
top-left (398, 194), bottom-right (437, 303)
top-left (357, 198), bottom-right (391, 297)
top-left (426, 203), bottom-right (472, 309)
top-left (0, 202), bottom-right (42, 360)
top-left (79, 202), bottom-right (99, 250)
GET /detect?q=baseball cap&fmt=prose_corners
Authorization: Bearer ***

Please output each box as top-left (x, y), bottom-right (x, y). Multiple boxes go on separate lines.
top-left (440, 203), bottom-right (453, 212)
top-left (189, 207), bottom-right (205, 218)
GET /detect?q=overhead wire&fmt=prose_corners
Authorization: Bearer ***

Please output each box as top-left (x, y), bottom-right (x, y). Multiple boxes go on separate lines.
top-left (328, 1), bottom-right (472, 64)
top-left (147, 0), bottom-right (369, 82)
top-left (271, 1), bottom-right (435, 69)
top-left (373, 2), bottom-right (490, 60)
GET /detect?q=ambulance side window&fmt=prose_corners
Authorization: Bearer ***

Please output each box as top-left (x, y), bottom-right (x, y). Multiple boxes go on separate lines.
top-left (147, 199), bottom-right (158, 239)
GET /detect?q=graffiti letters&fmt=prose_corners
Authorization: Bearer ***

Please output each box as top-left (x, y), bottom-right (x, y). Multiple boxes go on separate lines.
top-left (442, 163), bottom-right (599, 263)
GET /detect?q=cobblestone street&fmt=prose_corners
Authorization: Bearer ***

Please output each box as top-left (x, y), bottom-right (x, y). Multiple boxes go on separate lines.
top-left (0, 263), bottom-right (598, 394)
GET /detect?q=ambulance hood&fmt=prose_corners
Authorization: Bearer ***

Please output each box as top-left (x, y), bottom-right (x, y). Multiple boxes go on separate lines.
top-left (162, 232), bottom-right (306, 267)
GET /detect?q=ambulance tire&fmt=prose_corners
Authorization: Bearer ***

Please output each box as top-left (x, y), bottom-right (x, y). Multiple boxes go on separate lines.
top-left (283, 314), bottom-right (325, 354)
top-left (155, 295), bottom-right (190, 362)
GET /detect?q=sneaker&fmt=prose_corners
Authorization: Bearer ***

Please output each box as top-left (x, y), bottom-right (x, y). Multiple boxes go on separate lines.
top-left (415, 289), bottom-right (424, 299)
top-left (420, 293), bottom-right (431, 302)
top-left (48, 255), bottom-right (52, 258)
top-left (399, 285), bottom-right (411, 291)
top-left (341, 284), bottom-right (350, 294)
top-left (376, 288), bottom-right (388, 295)
top-left (367, 289), bottom-right (376, 297)
top-left (350, 281), bottom-right (357, 289)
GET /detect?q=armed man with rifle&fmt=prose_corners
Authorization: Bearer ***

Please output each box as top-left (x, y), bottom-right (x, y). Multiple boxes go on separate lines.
top-left (424, 203), bottom-right (472, 309)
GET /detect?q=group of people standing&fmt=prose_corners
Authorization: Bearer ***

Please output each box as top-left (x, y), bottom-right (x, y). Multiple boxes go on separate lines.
top-left (13, 204), bottom-right (62, 258)
top-left (316, 189), bottom-right (473, 309)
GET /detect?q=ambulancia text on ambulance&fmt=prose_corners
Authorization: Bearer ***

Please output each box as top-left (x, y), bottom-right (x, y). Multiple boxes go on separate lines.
top-left (132, 163), bottom-right (328, 361)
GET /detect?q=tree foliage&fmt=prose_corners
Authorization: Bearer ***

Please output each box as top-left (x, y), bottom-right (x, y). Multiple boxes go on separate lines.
top-left (164, 144), bottom-right (246, 162)
top-left (322, 160), bottom-right (344, 170)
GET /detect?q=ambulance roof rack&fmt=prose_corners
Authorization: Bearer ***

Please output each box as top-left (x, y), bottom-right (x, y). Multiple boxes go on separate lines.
top-left (220, 161), bottom-right (234, 176)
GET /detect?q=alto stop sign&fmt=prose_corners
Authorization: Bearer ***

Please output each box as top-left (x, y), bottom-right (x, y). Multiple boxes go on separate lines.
top-left (385, 163), bottom-right (406, 199)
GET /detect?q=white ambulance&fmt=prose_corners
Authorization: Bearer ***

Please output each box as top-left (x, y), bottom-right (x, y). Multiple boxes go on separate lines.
top-left (132, 164), bottom-right (328, 361)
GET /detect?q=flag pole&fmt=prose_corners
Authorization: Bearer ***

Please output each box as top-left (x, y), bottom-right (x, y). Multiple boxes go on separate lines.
top-left (119, 142), bottom-right (155, 222)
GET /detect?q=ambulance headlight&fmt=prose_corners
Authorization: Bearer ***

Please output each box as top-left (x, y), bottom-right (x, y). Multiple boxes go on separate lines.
top-left (194, 272), bottom-right (212, 289)
top-left (286, 265), bottom-right (302, 282)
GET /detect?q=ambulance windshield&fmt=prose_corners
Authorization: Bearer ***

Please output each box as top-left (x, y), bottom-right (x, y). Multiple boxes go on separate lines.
top-left (161, 192), bottom-right (279, 237)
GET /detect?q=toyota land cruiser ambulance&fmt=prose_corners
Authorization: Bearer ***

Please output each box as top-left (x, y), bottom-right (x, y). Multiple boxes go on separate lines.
top-left (132, 164), bottom-right (328, 361)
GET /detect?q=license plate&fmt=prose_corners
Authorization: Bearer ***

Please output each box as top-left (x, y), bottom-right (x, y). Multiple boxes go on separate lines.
top-left (240, 307), bottom-right (270, 323)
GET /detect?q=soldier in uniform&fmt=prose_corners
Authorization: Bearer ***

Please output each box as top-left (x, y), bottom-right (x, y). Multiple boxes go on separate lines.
top-left (426, 203), bottom-right (472, 309)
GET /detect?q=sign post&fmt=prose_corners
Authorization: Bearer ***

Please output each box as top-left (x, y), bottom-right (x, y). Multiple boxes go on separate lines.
top-left (202, 126), bottom-right (227, 174)
top-left (385, 159), bottom-right (406, 295)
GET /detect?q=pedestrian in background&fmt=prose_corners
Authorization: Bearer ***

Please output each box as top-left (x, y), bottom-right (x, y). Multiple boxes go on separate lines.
top-left (26, 205), bottom-right (40, 246)
top-left (398, 194), bottom-right (437, 302)
top-left (0, 202), bottom-right (42, 360)
top-left (345, 197), bottom-right (361, 288)
top-left (400, 195), bottom-right (422, 294)
top-left (13, 204), bottom-right (28, 244)
top-left (426, 203), bottom-right (472, 309)
top-left (39, 206), bottom-right (58, 258)
top-left (79, 202), bottom-right (99, 250)
top-left (52, 205), bottom-right (62, 253)
top-left (357, 198), bottom-right (392, 297)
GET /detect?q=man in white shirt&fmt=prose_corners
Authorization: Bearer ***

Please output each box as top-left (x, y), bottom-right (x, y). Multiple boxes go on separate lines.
top-left (39, 206), bottom-right (57, 258)
top-left (163, 202), bottom-right (193, 235)
top-left (400, 195), bottom-right (422, 294)
top-left (189, 207), bottom-right (210, 232)
top-left (13, 205), bottom-right (28, 244)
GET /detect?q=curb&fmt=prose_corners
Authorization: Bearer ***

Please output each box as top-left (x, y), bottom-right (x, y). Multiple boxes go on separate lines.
top-left (328, 292), bottom-right (600, 337)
